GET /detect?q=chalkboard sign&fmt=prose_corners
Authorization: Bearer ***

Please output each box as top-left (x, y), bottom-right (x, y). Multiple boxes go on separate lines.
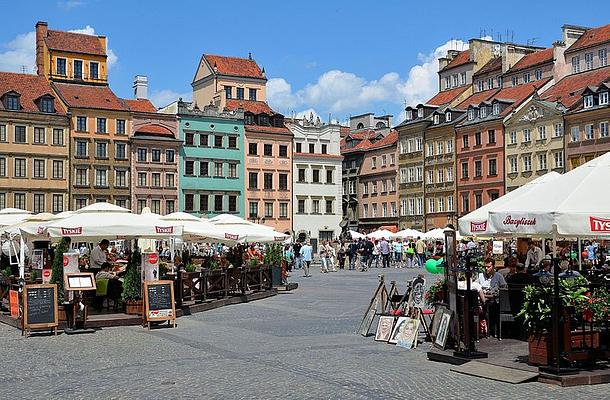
top-left (143, 280), bottom-right (176, 328)
top-left (23, 284), bottom-right (58, 336)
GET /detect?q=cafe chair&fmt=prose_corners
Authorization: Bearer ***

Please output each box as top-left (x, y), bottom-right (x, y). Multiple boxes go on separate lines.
top-left (498, 288), bottom-right (514, 340)
top-left (95, 279), bottom-right (110, 311)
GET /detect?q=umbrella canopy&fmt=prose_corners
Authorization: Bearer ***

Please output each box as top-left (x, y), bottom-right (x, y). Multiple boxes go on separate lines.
top-left (395, 228), bottom-right (424, 239)
top-left (348, 230), bottom-right (365, 239)
top-left (488, 152), bottom-right (610, 237)
top-left (458, 172), bottom-right (561, 237)
top-left (2, 212), bottom-right (59, 236)
top-left (160, 212), bottom-right (229, 242)
top-left (423, 228), bottom-right (463, 241)
top-left (366, 229), bottom-right (396, 240)
top-left (208, 214), bottom-right (289, 243)
top-left (0, 208), bottom-right (32, 228)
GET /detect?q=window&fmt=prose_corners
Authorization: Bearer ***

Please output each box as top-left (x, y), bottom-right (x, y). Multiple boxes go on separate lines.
top-left (151, 173), bottom-right (161, 187)
top-left (113, 118), bottom-right (125, 134)
top-left (33, 127), bottom-right (45, 144)
top-left (214, 162), bottom-right (223, 177)
top-left (248, 88), bottom-right (257, 101)
top-left (475, 193), bottom-right (482, 209)
top-left (224, 86), bottom-right (232, 99)
top-left (538, 153), bottom-right (547, 170)
top-left (511, 76), bottom-right (518, 86)
top-left (14, 193), bottom-right (25, 210)
top-left (585, 52), bottom-right (593, 70)
top-left (446, 111), bottom-right (452, 122)
top-left (433, 114), bottom-right (439, 125)
top-left (295, 142), bottom-right (302, 153)
top-left (475, 131), bottom-right (481, 146)
top-left (136, 199), bottom-right (147, 213)
top-left (479, 107), bottom-right (486, 118)
top-left (33, 159), bottom-right (45, 178)
top-left (150, 200), bottom-right (161, 214)
top-left (474, 160), bottom-right (482, 177)
top-left (14, 158), bottom-right (26, 177)
top-left (228, 196), bottom-right (237, 213)
top-left (390, 154), bottom-right (395, 165)
top-left (488, 158), bottom-right (497, 176)
top-left (88, 61), bottom-right (98, 79)
top-left (312, 200), bottom-right (320, 214)
top-left (95, 142), bottom-right (108, 158)
top-left (600, 49), bottom-right (608, 67)
top-left (452, 74), bottom-right (458, 87)
top-left (416, 137), bottom-right (422, 151)
top-left (0, 157), bottom-right (5, 176)
top-left (75, 168), bottom-right (88, 185)
top-left (372, 204), bottom-right (378, 218)
top-left (96, 118), bottom-right (107, 133)
top-left (523, 155), bottom-right (532, 172)
top-left (390, 178), bottom-right (396, 192)
top-left (462, 135), bottom-right (469, 148)
top-left (52, 160), bottom-right (63, 179)
top-left (166, 200), bottom-right (175, 214)
top-left (400, 199), bottom-right (407, 216)
top-left (488, 129), bottom-right (495, 144)
top-left (600, 92), bottom-right (609, 105)
top-left (490, 192), bottom-right (499, 201)
top-left (248, 142), bottom-right (258, 155)
top-left (416, 198), bottom-right (423, 215)
top-left (320, 144), bottom-right (328, 155)
top-left (0, 124), bottom-right (5, 142)
top-left (6, 94), bottom-right (19, 110)
top-left (40, 98), bottom-right (54, 113)
top-left (406, 110), bottom-right (413, 120)
top-left (447, 166), bottom-right (454, 181)
top-left (571, 126), bottom-right (579, 142)
top-left (309, 143), bottom-right (315, 153)
top-left (33, 194), bottom-right (45, 213)
top-left (584, 95), bottom-right (594, 108)
top-left (477, 80), bottom-right (484, 92)
top-left (56, 57), bottom-right (66, 75)
top-left (326, 169), bottom-right (333, 184)
top-left (273, 172), bottom-right (286, 190)
top-left (312, 169), bottom-right (320, 183)
top-left (298, 168), bottom-right (306, 182)
top-left (150, 148), bottom-right (160, 162)
top-left (225, 136), bottom-right (237, 150)
top-left (460, 72), bottom-right (466, 85)
top-left (134, 148), bottom-right (146, 163)
top-left (184, 194), bottom-right (194, 211)
top-left (245, 114), bottom-right (254, 125)
top-left (416, 166), bottom-right (423, 181)
top-left (228, 163), bottom-right (238, 178)
top-left (325, 199), bottom-right (333, 214)
top-left (165, 173), bottom-right (175, 188)
top-left (554, 151), bottom-right (564, 168)
top-left (600, 121), bottom-right (609, 137)
top-left (249, 172), bottom-right (258, 189)
top-left (523, 72), bottom-right (531, 83)
top-left (298, 199), bottom-right (306, 214)
top-left (261, 172), bottom-right (272, 190)
top-left (95, 169), bottom-right (107, 187)
top-left (487, 77), bottom-right (494, 89)
top-left (278, 145), bottom-right (288, 157)
top-left (554, 123), bottom-right (563, 137)
top-left (446, 140), bottom-right (453, 153)
top-left (75, 198), bottom-right (87, 210)
top-left (461, 162), bottom-right (469, 179)
top-left (215, 195), bottom-right (223, 212)
top-left (236, 87), bottom-right (244, 100)
top-left (49, 128), bottom-right (63, 146)
top-left (417, 108), bottom-right (424, 118)
top-left (14, 126), bottom-right (26, 143)
top-left (213, 135), bottom-right (223, 148)
top-left (426, 143), bottom-right (434, 157)
top-left (184, 132), bottom-right (195, 146)
top-left (585, 124), bottom-right (594, 140)
top-left (535, 69), bottom-right (543, 80)
top-left (263, 144), bottom-right (272, 156)
top-left (508, 131), bottom-right (517, 145)
top-left (52, 194), bottom-right (63, 213)
top-left (437, 168), bottom-right (444, 183)
top-left (113, 143), bottom-right (125, 160)
top-left (372, 181), bottom-right (378, 194)
top-left (185, 160), bottom-right (194, 175)
top-left (538, 126), bottom-right (546, 140)
top-left (509, 156), bottom-right (518, 173)
top-left (115, 170), bottom-right (127, 187)
top-left (492, 103), bottom-right (500, 115)
top-left (199, 133), bottom-right (208, 146)
top-left (572, 56), bottom-right (580, 73)
top-left (523, 129), bottom-right (531, 142)
top-left (427, 169), bottom-right (434, 184)
top-left (382, 180), bottom-right (388, 193)
top-left (448, 195), bottom-right (454, 212)
top-left (444, 77), bottom-right (450, 90)
top-left (76, 116), bottom-right (87, 132)
top-left (200, 195), bottom-right (209, 212)
top-left (362, 182), bottom-right (369, 195)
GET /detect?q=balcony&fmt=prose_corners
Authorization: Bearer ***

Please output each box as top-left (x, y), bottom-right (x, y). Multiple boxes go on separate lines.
top-left (50, 72), bottom-right (108, 84)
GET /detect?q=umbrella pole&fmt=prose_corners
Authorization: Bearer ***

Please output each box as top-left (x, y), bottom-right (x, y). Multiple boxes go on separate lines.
top-left (170, 236), bottom-right (175, 273)
top-left (577, 238), bottom-right (582, 271)
top-left (19, 235), bottom-right (25, 279)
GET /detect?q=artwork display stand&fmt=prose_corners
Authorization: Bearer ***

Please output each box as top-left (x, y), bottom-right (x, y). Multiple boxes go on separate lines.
top-left (358, 275), bottom-right (388, 336)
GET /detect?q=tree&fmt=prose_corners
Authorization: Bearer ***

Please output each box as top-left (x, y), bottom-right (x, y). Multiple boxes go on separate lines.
top-left (122, 248), bottom-right (142, 301)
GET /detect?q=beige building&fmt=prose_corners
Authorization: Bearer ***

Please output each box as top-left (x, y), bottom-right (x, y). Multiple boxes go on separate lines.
top-left (0, 72), bottom-right (70, 212)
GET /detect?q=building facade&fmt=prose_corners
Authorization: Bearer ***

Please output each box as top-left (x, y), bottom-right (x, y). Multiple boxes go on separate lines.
top-left (287, 115), bottom-right (343, 246)
top-left (0, 72), bottom-right (70, 212)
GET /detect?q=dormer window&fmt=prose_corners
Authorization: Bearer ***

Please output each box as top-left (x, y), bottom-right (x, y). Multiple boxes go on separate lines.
top-left (467, 108), bottom-right (475, 121)
top-left (492, 103), bottom-right (500, 115)
top-left (445, 111), bottom-right (452, 122)
top-left (584, 95), bottom-right (594, 109)
top-left (40, 97), bottom-right (54, 113)
top-left (477, 80), bottom-right (484, 92)
top-left (479, 106), bottom-right (487, 118)
top-left (433, 114), bottom-right (439, 125)
top-left (259, 114), bottom-right (269, 126)
top-left (244, 114), bottom-right (254, 125)
top-left (417, 108), bottom-right (423, 118)
top-left (56, 58), bottom-right (66, 76)
top-left (5, 94), bottom-right (20, 110)
top-left (600, 91), bottom-right (609, 105)
top-left (406, 110), bottom-right (412, 120)
top-left (90, 62), bottom-right (99, 80)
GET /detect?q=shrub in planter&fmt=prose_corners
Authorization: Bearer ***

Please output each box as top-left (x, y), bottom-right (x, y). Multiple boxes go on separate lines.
top-left (263, 243), bottom-right (282, 267)
top-left (122, 249), bottom-right (142, 315)
top-left (50, 237), bottom-right (70, 303)
top-left (425, 279), bottom-right (446, 304)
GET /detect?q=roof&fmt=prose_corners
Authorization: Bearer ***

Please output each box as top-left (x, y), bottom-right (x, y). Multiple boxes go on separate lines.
top-left (52, 82), bottom-right (128, 111)
top-left (0, 72), bottom-right (66, 114)
top-left (244, 125), bottom-right (291, 135)
top-left (226, 99), bottom-right (275, 115)
top-left (473, 57), bottom-right (502, 76)
top-left (203, 54), bottom-right (265, 79)
top-left (440, 50), bottom-right (472, 72)
top-left (456, 88), bottom-right (500, 109)
top-left (508, 48), bottom-right (554, 73)
top-left (135, 124), bottom-right (174, 137)
top-left (493, 80), bottom-right (549, 116)
top-left (293, 152), bottom-right (343, 160)
top-left (566, 24), bottom-right (610, 54)
top-left (341, 130), bottom-right (397, 154)
top-left (426, 85), bottom-right (469, 106)
top-left (348, 129), bottom-right (380, 140)
top-left (123, 99), bottom-right (157, 113)
top-left (540, 66), bottom-right (610, 109)
top-left (45, 29), bottom-right (106, 56)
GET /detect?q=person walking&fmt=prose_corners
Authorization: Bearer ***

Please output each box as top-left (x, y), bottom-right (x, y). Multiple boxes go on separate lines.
top-left (393, 239), bottom-right (403, 268)
top-left (348, 240), bottom-right (359, 270)
top-left (337, 242), bottom-right (346, 270)
top-left (327, 241), bottom-right (338, 272)
top-left (360, 238), bottom-right (373, 271)
top-left (319, 241), bottom-right (330, 273)
top-left (379, 237), bottom-right (391, 268)
top-left (372, 240), bottom-right (380, 268)
top-left (300, 241), bottom-right (313, 277)
top-left (415, 236), bottom-right (426, 268)
top-left (293, 241), bottom-right (303, 270)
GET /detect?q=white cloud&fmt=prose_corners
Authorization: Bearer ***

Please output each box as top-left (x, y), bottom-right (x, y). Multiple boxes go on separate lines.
top-left (57, 0), bottom-right (85, 10)
top-left (0, 25), bottom-right (118, 74)
top-left (267, 39), bottom-right (468, 123)
top-left (149, 89), bottom-right (192, 108)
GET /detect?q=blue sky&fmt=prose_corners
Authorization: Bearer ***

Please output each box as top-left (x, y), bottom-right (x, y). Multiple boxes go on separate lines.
top-left (2, 0), bottom-right (609, 124)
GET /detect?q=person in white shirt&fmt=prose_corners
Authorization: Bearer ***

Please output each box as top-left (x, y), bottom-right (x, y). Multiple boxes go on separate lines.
top-left (90, 239), bottom-right (110, 271)
top-left (525, 240), bottom-right (544, 270)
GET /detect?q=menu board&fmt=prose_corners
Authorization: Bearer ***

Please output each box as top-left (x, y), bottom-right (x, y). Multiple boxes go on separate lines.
top-left (144, 280), bottom-right (176, 327)
top-left (23, 284), bottom-right (58, 335)
top-left (64, 272), bottom-right (96, 291)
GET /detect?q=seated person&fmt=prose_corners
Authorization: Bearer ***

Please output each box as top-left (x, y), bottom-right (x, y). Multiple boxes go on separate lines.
top-left (457, 273), bottom-right (486, 302)
top-left (533, 256), bottom-right (552, 285)
top-left (95, 262), bottom-right (118, 280)
top-left (558, 259), bottom-right (581, 278)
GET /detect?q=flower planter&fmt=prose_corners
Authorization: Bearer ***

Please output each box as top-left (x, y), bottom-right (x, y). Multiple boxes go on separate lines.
top-left (125, 299), bottom-right (143, 315)
top-left (58, 305), bottom-right (67, 322)
top-left (528, 330), bottom-right (600, 366)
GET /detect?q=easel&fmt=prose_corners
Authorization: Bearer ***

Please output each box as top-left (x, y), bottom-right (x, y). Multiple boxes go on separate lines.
top-left (358, 275), bottom-right (389, 336)
top-left (387, 280), bottom-right (410, 314)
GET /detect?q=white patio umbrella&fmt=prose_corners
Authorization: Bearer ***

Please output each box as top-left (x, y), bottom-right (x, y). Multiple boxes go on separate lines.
top-left (423, 227), bottom-right (463, 241)
top-left (458, 172), bottom-right (561, 237)
top-left (366, 229), bottom-right (396, 240)
top-left (208, 214), bottom-right (289, 243)
top-left (488, 152), bottom-right (610, 238)
top-left (0, 208), bottom-right (32, 228)
top-left (348, 230), bottom-right (365, 239)
top-left (395, 228), bottom-right (424, 239)
top-left (161, 212), bottom-right (229, 242)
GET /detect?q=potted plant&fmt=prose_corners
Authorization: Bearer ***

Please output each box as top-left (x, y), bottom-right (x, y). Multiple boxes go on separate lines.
top-left (425, 279), bottom-right (447, 304)
top-left (263, 243), bottom-right (283, 287)
top-left (49, 238), bottom-right (69, 321)
top-left (122, 248), bottom-right (142, 315)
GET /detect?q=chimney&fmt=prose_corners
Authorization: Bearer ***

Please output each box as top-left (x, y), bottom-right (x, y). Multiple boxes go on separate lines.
top-left (133, 75), bottom-right (148, 100)
top-left (438, 50), bottom-right (461, 71)
top-left (562, 24), bottom-right (588, 49)
top-left (35, 21), bottom-right (48, 76)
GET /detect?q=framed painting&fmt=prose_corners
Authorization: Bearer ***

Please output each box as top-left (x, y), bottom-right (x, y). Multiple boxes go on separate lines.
top-left (375, 316), bottom-right (395, 342)
top-left (434, 309), bottom-right (453, 350)
top-left (396, 317), bottom-right (420, 349)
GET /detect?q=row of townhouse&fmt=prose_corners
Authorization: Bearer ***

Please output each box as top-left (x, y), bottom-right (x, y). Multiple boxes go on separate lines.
top-left (342, 23), bottom-right (610, 233)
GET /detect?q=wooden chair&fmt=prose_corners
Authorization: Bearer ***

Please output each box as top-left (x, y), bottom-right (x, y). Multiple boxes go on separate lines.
top-left (498, 288), bottom-right (515, 340)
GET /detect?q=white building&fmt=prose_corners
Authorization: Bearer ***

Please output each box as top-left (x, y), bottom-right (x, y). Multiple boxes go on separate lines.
top-left (287, 114), bottom-right (343, 250)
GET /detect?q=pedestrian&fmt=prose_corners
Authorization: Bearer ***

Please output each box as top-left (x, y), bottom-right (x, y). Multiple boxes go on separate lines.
top-left (348, 239), bottom-right (359, 270)
top-left (300, 241), bottom-right (313, 277)
top-left (293, 241), bottom-right (303, 270)
top-left (394, 239), bottom-right (403, 268)
top-left (360, 238), bottom-right (374, 271)
top-left (372, 240), bottom-right (380, 268)
top-left (327, 241), bottom-right (338, 272)
top-left (319, 240), bottom-right (329, 273)
top-left (380, 237), bottom-right (391, 268)
top-left (337, 242), bottom-right (346, 270)
top-left (415, 236), bottom-right (426, 268)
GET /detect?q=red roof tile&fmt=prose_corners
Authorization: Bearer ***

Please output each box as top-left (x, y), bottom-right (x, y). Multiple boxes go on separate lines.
top-left (567, 24), bottom-right (610, 54)
top-left (440, 50), bottom-right (472, 72)
top-left (45, 29), bottom-right (106, 56)
top-left (204, 54), bottom-right (265, 79)
top-left (0, 72), bottom-right (66, 114)
top-left (456, 88), bottom-right (500, 109)
top-left (52, 82), bottom-right (128, 111)
top-left (540, 66), bottom-right (610, 109)
top-left (368, 130), bottom-right (398, 150)
top-left (494, 80), bottom-right (549, 115)
top-left (123, 99), bottom-right (157, 113)
top-left (426, 85), bottom-right (469, 106)
top-left (135, 124), bottom-right (174, 137)
top-left (342, 138), bottom-right (372, 154)
top-left (226, 99), bottom-right (275, 115)
top-left (508, 48), bottom-right (554, 73)
top-left (473, 57), bottom-right (502, 76)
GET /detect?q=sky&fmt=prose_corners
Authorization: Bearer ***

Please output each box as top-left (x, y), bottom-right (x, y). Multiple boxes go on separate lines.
top-left (2, 0), bottom-right (609, 125)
